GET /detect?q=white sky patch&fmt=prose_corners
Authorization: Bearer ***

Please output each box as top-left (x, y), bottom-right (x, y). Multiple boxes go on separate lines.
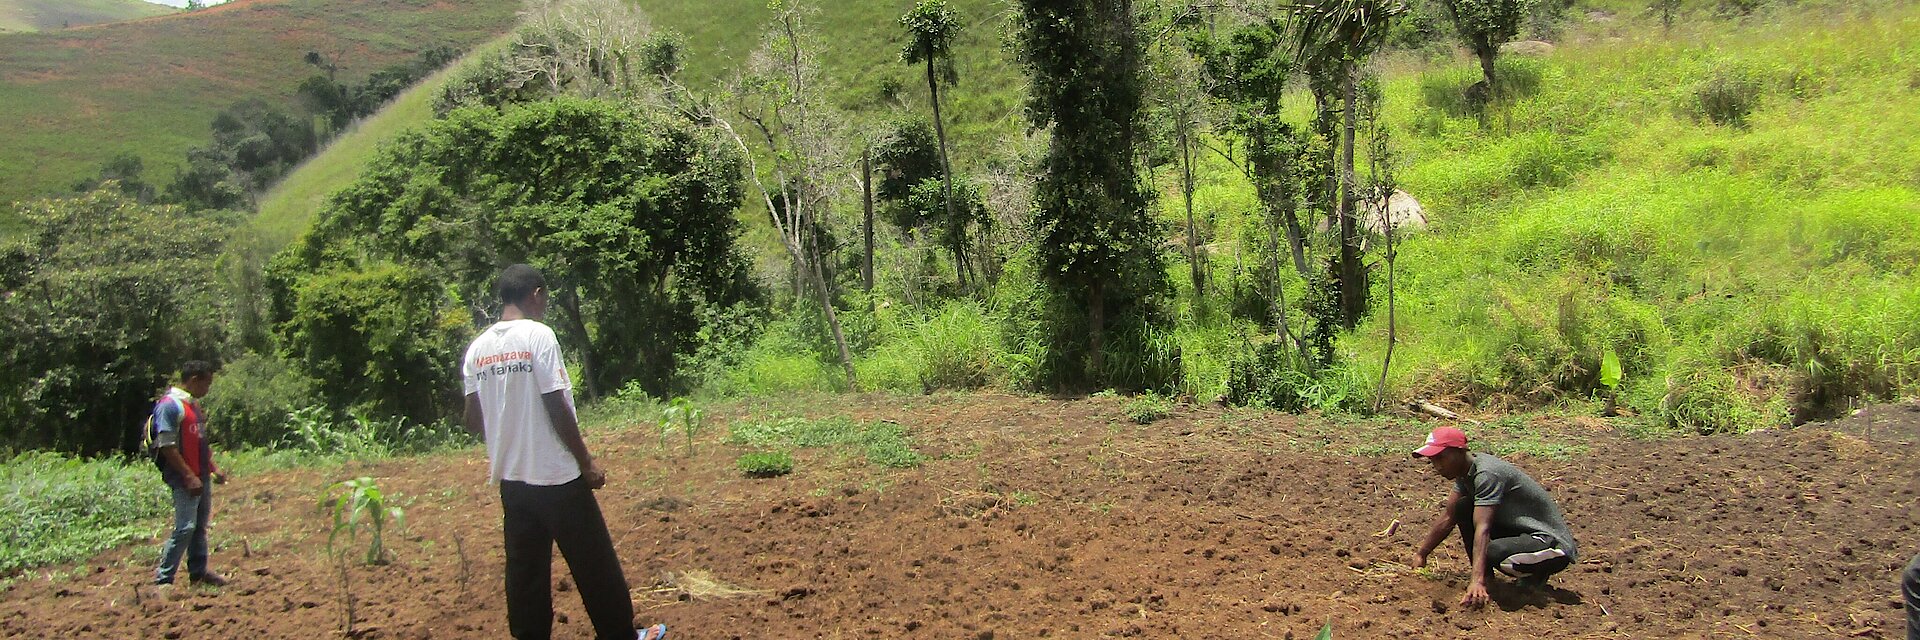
top-left (143, 0), bottom-right (234, 7)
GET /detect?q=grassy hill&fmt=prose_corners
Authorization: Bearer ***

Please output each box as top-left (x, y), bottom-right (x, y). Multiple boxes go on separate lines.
top-left (1343, 2), bottom-right (1920, 429)
top-left (0, 0), bottom-right (170, 34)
top-left (0, 0), bottom-right (521, 214)
top-left (252, 37), bottom-right (506, 249)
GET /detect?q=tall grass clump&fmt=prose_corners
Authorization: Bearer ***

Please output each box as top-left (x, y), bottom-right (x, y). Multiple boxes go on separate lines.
top-left (0, 452), bottom-right (165, 577)
top-left (726, 415), bottom-right (923, 469)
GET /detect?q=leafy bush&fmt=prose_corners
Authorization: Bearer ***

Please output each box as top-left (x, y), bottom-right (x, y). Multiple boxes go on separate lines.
top-left (736, 451), bottom-right (794, 478)
top-left (200, 352), bottom-right (320, 449)
top-left (276, 262), bottom-right (468, 427)
top-left (1124, 392), bottom-right (1174, 424)
top-left (1225, 339), bottom-right (1364, 412)
top-left (1418, 56), bottom-right (1545, 117)
top-left (1692, 64), bottom-right (1762, 128)
top-left (0, 189), bottom-right (236, 455)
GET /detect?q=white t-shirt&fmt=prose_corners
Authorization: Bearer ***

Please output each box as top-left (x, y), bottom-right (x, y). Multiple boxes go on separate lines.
top-left (462, 319), bottom-right (581, 485)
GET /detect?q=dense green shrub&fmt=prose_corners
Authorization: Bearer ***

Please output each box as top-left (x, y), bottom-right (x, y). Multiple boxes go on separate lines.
top-left (1692, 63), bottom-right (1762, 128)
top-left (1225, 339), bottom-right (1363, 412)
top-left (274, 96), bottom-right (757, 414)
top-left (199, 351), bottom-right (320, 449)
top-left (1124, 391), bottom-right (1174, 424)
top-left (0, 189), bottom-right (235, 455)
top-left (278, 263), bottom-right (468, 427)
top-left (736, 451), bottom-right (794, 478)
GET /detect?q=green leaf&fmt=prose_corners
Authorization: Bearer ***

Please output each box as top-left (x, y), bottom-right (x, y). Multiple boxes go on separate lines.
top-left (1600, 347), bottom-right (1623, 389)
top-left (1315, 623), bottom-right (1333, 640)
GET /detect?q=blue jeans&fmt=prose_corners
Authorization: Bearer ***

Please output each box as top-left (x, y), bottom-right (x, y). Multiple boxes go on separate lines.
top-left (154, 480), bottom-right (211, 584)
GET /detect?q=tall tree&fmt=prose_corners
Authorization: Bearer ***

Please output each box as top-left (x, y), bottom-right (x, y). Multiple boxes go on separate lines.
top-left (1145, 3), bottom-right (1210, 298)
top-left (272, 97), bottom-right (754, 407)
top-left (1438, 0), bottom-right (1531, 100)
top-left (1015, 0), bottom-right (1166, 384)
top-left (720, 0), bottom-right (859, 389)
top-left (1293, 0), bottom-right (1403, 328)
top-left (900, 0), bottom-right (969, 290)
top-left (1187, 17), bottom-right (1315, 356)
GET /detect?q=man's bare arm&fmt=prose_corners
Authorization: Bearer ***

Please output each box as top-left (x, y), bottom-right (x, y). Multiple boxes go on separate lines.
top-left (1462, 504), bottom-right (1498, 608)
top-left (462, 393), bottom-right (485, 438)
top-left (158, 446), bottom-right (203, 496)
top-left (541, 390), bottom-right (603, 489)
top-left (1413, 488), bottom-right (1462, 567)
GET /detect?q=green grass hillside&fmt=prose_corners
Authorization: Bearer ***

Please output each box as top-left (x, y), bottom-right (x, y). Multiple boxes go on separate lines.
top-left (0, 0), bottom-right (170, 34)
top-left (1337, 2), bottom-right (1920, 430)
top-left (642, 0), bottom-right (1025, 168)
top-left (252, 37), bottom-right (507, 248)
top-left (0, 0), bottom-right (520, 210)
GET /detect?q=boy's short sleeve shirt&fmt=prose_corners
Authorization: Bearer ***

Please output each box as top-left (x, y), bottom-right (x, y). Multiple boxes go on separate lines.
top-left (463, 319), bottom-right (580, 486)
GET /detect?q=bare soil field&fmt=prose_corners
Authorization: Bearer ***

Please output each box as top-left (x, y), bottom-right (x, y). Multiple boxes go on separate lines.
top-left (3, 394), bottom-right (1916, 639)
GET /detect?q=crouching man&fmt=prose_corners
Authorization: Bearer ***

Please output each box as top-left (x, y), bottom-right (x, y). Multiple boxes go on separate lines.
top-left (1410, 426), bottom-right (1578, 608)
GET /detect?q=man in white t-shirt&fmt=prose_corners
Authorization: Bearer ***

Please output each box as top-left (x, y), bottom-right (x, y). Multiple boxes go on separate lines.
top-left (461, 264), bottom-right (666, 640)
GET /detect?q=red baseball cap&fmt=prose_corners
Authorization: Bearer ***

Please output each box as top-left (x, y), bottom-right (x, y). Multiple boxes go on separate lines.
top-left (1411, 426), bottom-right (1468, 458)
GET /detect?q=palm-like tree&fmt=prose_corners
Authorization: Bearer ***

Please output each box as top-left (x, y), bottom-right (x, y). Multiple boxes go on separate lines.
top-left (1291, 0), bottom-right (1404, 328)
top-left (901, 0), bottom-right (969, 289)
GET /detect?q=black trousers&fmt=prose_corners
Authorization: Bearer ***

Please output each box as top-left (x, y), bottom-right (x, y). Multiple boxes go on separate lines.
top-left (1452, 496), bottom-right (1572, 581)
top-left (1903, 552), bottom-right (1920, 640)
top-left (500, 478), bottom-right (634, 640)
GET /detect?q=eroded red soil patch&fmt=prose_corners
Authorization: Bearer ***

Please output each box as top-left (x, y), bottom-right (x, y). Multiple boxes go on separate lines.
top-left (3, 395), bottom-right (1916, 639)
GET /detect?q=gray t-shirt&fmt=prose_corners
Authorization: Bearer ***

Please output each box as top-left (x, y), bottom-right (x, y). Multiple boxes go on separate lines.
top-left (1455, 452), bottom-right (1578, 563)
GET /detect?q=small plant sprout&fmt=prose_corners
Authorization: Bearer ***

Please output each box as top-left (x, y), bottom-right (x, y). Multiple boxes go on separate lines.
top-left (1315, 622), bottom-right (1333, 640)
top-left (673, 397), bottom-right (704, 456)
top-left (657, 403), bottom-right (679, 452)
top-left (1600, 347), bottom-right (1624, 416)
top-left (321, 477), bottom-right (405, 566)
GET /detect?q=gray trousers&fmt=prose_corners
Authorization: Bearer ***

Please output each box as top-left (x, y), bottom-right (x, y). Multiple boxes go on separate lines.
top-left (1452, 495), bottom-right (1572, 580)
top-left (1903, 553), bottom-right (1920, 640)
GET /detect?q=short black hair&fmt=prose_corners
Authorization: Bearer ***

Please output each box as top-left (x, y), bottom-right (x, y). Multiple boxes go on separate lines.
top-left (180, 360), bottom-right (216, 382)
top-left (496, 263), bottom-right (546, 306)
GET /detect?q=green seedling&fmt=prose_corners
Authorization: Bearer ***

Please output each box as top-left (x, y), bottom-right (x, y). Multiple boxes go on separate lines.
top-left (320, 477), bottom-right (405, 566)
top-left (657, 403), bottom-right (679, 452)
top-left (673, 397), bottom-right (705, 456)
top-left (1600, 347), bottom-right (1623, 416)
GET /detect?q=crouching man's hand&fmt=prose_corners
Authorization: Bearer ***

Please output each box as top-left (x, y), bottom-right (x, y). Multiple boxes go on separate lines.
top-left (1460, 580), bottom-right (1490, 609)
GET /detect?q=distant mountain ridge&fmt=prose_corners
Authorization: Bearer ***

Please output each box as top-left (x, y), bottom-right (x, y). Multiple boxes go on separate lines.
top-left (0, 0), bottom-right (520, 214)
top-left (0, 0), bottom-right (171, 34)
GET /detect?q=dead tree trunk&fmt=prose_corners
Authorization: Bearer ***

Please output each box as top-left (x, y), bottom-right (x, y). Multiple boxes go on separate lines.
top-left (862, 145), bottom-right (876, 304)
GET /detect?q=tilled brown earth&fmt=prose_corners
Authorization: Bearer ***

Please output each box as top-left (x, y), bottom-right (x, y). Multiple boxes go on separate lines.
top-left (3, 394), bottom-right (1917, 639)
